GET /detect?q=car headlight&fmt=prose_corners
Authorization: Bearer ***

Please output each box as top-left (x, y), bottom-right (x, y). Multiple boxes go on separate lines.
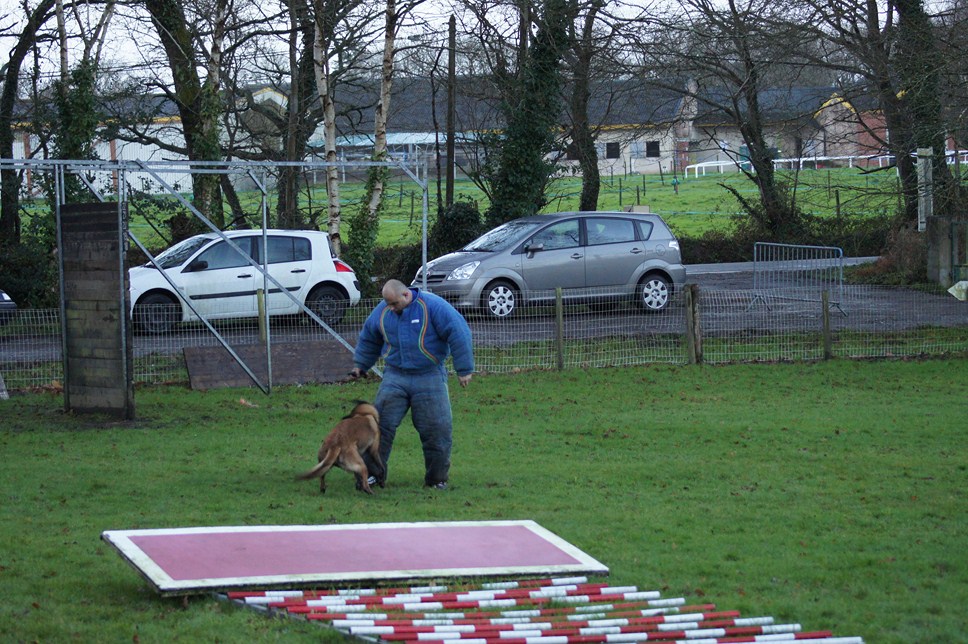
top-left (446, 261), bottom-right (480, 281)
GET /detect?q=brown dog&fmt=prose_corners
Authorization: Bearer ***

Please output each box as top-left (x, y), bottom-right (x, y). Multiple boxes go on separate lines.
top-left (297, 401), bottom-right (384, 494)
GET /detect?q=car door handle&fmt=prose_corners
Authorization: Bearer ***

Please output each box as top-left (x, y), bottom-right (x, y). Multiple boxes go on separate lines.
top-left (290, 269), bottom-right (307, 273)
top-left (571, 253), bottom-right (583, 260)
top-left (630, 248), bottom-right (643, 254)
top-left (238, 274), bottom-right (252, 278)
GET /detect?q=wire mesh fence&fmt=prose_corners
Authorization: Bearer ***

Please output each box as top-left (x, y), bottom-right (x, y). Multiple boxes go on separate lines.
top-left (0, 284), bottom-right (965, 393)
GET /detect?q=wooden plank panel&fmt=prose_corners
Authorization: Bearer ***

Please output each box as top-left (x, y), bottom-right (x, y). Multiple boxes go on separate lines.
top-left (184, 340), bottom-right (355, 390)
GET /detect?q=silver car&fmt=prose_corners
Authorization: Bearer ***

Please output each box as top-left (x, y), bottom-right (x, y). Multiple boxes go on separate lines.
top-left (412, 211), bottom-right (686, 318)
top-left (0, 288), bottom-right (16, 326)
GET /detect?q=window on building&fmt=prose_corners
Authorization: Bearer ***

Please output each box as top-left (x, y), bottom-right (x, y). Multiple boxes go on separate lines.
top-left (646, 141), bottom-right (660, 158)
top-left (605, 142), bottom-right (621, 159)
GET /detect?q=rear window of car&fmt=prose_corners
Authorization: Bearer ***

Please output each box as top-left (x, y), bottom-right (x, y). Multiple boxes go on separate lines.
top-left (585, 217), bottom-right (636, 246)
top-left (636, 220), bottom-right (655, 240)
top-left (264, 236), bottom-right (312, 264)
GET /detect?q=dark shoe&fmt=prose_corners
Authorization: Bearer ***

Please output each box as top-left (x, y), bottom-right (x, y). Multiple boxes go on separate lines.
top-left (430, 481), bottom-right (448, 490)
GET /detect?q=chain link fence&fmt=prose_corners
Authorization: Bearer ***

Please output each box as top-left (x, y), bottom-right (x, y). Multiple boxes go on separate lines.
top-left (1, 283), bottom-right (965, 393)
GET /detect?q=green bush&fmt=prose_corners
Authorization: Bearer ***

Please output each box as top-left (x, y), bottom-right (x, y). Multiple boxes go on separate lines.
top-left (371, 243), bottom-right (423, 293)
top-left (429, 199), bottom-right (483, 258)
top-left (0, 235), bottom-right (58, 308)
top-left (677, 210), bottom-right (894, 265)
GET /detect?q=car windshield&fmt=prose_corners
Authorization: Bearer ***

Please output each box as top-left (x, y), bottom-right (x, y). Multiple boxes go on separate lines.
top-left (151, 235), bottom-right (214, 269)
top-left (462, 220), bottom-right (543, 252)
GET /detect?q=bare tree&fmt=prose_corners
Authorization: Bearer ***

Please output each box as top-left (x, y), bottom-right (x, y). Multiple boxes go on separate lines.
top-left (343, 0), bottom-right (427, 286)
top-left (640, 0), bottom-right (818, 236)
top-left (562, 0), bottom-right (660, 211)
top-left (564, 0), bottom-right (605, 211)
top-left (50, 0), bottom-right (116, 204)
top-left (802, 0), bottom-right (964, 222)
top-left (0, 0), bottom-right (56, 247)
top-left (141, 0), bottom-right (233, 228)
top-left (935, 0), bottom-right (968, 153)
top-left (311, 0), bottom-right (384, 253)
top-left (453, 0), bottom-right (575, 225)
top-left (940, 0), bottom-right (968, 151)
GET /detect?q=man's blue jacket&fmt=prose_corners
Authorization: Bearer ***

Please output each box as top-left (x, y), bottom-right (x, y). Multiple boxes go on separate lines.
top-left (354, 289), bottom-right (475, 377)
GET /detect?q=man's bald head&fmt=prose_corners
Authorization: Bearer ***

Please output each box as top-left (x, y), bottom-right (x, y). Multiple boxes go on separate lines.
top-left (382, 279), bottom-right (412, 312)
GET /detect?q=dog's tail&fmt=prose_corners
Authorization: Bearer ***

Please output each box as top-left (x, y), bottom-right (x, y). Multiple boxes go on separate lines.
top-left (296, 449), bottom-right (338, 481)
top-left (295, 461), bottom-right (325, 480)
top-left (342, 399), bottom-right (373, 419)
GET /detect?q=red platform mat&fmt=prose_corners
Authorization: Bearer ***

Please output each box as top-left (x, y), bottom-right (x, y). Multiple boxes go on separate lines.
top-left (102, 520), bottom-right (608, 595)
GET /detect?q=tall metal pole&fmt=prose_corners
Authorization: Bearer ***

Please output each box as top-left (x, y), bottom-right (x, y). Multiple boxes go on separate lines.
top-left (445, 15), bottom-right (456, 208)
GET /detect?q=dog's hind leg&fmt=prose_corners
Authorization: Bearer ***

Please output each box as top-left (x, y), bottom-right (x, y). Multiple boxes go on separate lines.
top-left (343, 452), bottom-right (374, 494)
top-left (314, 449), bottom-right (340, 493)
top-left (366, 442), bottom-right (386, 488)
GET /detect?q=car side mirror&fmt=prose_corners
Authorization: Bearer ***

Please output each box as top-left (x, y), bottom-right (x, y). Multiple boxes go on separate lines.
top-left (525, 243), bottom-right (544, 257)
top-left (187, 259), bottom-right (208, 272)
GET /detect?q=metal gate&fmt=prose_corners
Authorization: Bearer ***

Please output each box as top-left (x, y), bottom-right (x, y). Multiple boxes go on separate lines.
top-left (749, 242), bottom-right (846, 314)
top-left (953, 219), bottom-right (968, 282)
top-left (0, 158), bottom-right (427, 394)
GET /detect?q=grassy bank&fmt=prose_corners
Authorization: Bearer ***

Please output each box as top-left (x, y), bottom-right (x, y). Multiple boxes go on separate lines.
top-left (1, 358), bottom-right (965, 642)
top-left (113, 167), bottom-right (900, 250)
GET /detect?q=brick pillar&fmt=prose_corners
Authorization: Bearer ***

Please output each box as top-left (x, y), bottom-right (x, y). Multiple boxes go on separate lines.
top-left (60, 203), bottom-right (135, 418)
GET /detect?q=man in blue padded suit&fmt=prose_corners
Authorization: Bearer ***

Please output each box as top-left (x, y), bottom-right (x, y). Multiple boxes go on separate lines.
top-left (350, 279), bottom-right (474, 490)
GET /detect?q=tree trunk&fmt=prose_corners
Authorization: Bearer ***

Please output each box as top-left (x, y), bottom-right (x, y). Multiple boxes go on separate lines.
top-left (893, 0), bottom-right (963, 219)
top-left (312, 23), bottom-right (343, 254)
top-left (0, 0), bottom-right (56, 247)
top-left (366, 0), bottom-right (397, 220)
top-left (570, 5), bottom-right (602, 212)
top-left (145, 0), bottom-right (225, 230)
top-left (277, 0), bottom-right (317, 230)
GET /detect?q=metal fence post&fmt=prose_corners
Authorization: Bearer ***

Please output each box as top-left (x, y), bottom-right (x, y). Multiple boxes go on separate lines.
top-left (555, 287), bottom-right (565, 370)
top-left (822, 290), bottom-right (833, 360)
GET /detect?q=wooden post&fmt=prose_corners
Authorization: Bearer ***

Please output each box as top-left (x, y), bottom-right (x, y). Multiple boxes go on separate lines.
top-left (555, 287), bottom-right (564, 370)
top-left (257, 289), bottom-right (267, 345)
top-left (684, 284), bottom-right (702, 364)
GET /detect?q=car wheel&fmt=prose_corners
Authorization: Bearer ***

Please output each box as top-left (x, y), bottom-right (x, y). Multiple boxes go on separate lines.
top-left (636, 274), bottom-right (671, 312)
top-left (306, 285), bottom-right (348, 326)
top-left (134, 293), bottom-right (179, 333)
top-left (483, 280), bottom-right (518, 319)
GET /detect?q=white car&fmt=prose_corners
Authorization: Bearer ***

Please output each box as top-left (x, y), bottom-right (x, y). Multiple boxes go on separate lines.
top-left (129, 229), bottom-right (361, 333)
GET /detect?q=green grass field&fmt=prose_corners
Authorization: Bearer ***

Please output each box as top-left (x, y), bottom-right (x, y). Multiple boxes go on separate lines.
top-left (1, 359), bottom-right (966, 642)
top-left (111, 166), bottom-right (904, 252)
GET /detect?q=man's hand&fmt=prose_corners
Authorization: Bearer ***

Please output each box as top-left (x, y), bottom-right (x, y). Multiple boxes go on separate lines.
top-left (458, 374), bottom-right (472, 388)
top-left (348, 367), bottom-right (365, 379)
